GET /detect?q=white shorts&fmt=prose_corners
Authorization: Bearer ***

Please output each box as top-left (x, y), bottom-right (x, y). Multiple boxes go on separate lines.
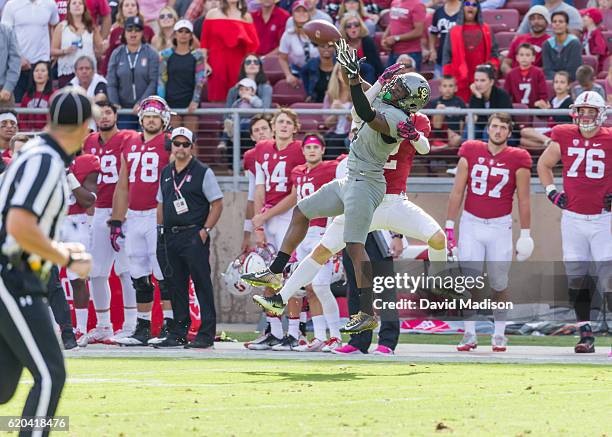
top-left (90, 208), bottom-right (130, 278)
top-left (320, 194), bottom-right (441, 255)
top-left (296, 226), bottom-right (333, 287)
top-left (61, 214), bottom-right (92, 281)
top-left (458, 211), bottom-right (513, 292)
top-left (263, 208), bottom-right (293, 253)
top-left (561, 210), bottom-right (612, 291)
top-left (125, 209), bottom-right (163, 280)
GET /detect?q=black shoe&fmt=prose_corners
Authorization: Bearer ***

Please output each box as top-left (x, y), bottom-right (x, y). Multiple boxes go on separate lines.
top-left (575, 324), bottom-right (596, 353)
top-left (184, 337), bottom-right (214, 349)
top-left (115, 318), bottom-right (151, 346)
top-left (247, 332), bottom-right (283, 350)
top-left (61, 330), bottom-right (78, 350)
top-left (299, 322), bottom-right (307, 337)
top-left (340, 311), bottom-right (379, 334)
top-left (149, 318), bottom-right (174, 345)
top-left (271, 335), bottom-right (299, 351)
top-left (153, 335), bottom-right (187, 348)
top-left (252, 294), bottom-right (286, 316)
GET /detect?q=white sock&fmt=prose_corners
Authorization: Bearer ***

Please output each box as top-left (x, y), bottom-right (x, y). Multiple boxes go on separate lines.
top-left (90, 277), bottom-right (111, 316)
top-left (280, 256), bottom-right (323, 303)
top-left (299, 311), bottom-right (307, 323)
top-left (75, 308), bottom-right (88, 333)
top-left (137, 311), bottom-right (151, 321)
top-left (119, 272), bottom-right (136, 307)
top-left (123, 308), bottom-right (137, 329)
top-left (288, 317), bottom-right (300, 339)
top-left (312, 315), bottom-right (326, 341)
top-left (428, 246), bottom-right (447, 262)
top-left (493, 309), bottom-right (507, 337)
top-left (464, 321), bottom-right (476, 336)
top-left (96, 310), bottom-right (111, 328)
top-left (313, 284), bottom-right (341, 339)
top-left (163, 310), bottom-right (173, 319)
top-left (268, 316), bottom-right (283, 339)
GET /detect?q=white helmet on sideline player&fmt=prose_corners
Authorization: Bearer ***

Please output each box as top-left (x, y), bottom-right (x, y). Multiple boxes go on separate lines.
top-left (138, 95), bottom-right (171, 130)
top-left (571, 91), bottom-right (608, 132)
top-left (222, 251), bottom-right (268, 296)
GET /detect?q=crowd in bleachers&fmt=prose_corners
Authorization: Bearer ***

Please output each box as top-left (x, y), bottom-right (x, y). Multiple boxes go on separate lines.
top-left (0, 0), bottom-right (611, 171)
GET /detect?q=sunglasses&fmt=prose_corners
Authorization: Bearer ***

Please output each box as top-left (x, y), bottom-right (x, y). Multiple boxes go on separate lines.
top-left (345, 22), bottom-right (360, 29)
top-left (463, 1), bottom-right (478, 6)
top-left (172, 141), bottom-right (192, 148)
top-left (159, 13), bottom-right (174, 19)
top-left (245, 58), bottom-right (260, 65)
top-left (177, 28), bottom-right (191, 33)
top-left (125, 26), bottom-right (143, 32)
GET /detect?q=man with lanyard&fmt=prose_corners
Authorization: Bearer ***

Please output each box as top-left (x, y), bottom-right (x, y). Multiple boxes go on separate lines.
top-left (155, 127), bottom-right (223, 348)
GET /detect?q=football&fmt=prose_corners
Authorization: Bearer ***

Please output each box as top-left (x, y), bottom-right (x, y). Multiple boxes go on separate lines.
top-left (303, 19), bottom-right (342, 45)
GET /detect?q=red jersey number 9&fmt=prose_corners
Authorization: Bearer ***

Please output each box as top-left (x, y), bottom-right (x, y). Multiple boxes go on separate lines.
top-left (298, 182), bottom-right (315, 200)
top-left (99, 155), bottom-right (119, 184)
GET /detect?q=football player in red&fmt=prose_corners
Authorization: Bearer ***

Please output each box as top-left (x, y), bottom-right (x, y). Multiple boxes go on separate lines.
top-left (537, 91), bottom-right (612, 353)
top-left (111, 96), bottom-right (173, 346)
top-left (247, 108), bottom-right (306, 350)
top-left (447, 112), bottom-right (533, 352)
top-left (82, 100), bottom-right (139, 344)
top-left (61, 154), bottom-right (100, 346)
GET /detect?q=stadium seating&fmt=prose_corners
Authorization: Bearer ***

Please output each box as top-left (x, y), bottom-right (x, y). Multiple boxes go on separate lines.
top-left (272, 79), bottom-right (307, 106)
top-left (604, 9), bottom-right (612, 31)
top-left (262, 55), bottom-right (284, 85)
top-left (482, 9), bottom-right (520, 33)
top-left (582, 54), bottom-right (598, 73)
top-left (495, 31), bottom-right (516, 52)
top-left (545, 80), bottom-right (554, 99)
top-left (504, 0), bottom-right (531, 16)
top-left (289, 102), bottom-right (326, 129)
top-left (603, 31), bottom-right (612, 54)
top-left (597, 56), bottom-right (610, 79)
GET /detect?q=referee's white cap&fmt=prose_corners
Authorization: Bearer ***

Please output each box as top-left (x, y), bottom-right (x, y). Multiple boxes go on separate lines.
top-left (49, 86), bottom-right (99, 126)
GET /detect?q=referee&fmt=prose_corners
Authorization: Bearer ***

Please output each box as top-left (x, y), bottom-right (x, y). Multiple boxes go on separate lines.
top-left (0, 87), bottom-right (93, 436)
top-left (155, 127), bottom-right (223, 349)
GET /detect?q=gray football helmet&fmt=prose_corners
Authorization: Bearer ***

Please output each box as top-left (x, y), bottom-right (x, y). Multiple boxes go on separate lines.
top-left (380, 72), bottom-right (430, 114)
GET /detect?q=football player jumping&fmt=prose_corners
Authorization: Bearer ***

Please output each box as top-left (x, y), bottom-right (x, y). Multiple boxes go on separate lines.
top-left (537, 91), bottom-right (612, 353)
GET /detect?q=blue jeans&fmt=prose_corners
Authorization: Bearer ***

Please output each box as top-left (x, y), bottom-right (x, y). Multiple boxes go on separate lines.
top-left (387, 51), bottom-right (422, 71)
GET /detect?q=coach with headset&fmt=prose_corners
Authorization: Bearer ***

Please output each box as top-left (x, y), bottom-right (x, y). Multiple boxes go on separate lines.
top-left (0, 87), bottom-right (93, 434)
top-left (156, 127), bottom-right (223, 349)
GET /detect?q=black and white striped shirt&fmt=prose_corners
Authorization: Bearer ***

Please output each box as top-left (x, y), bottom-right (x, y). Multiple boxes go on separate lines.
top-left (0, 134), bottom-right (71, 296)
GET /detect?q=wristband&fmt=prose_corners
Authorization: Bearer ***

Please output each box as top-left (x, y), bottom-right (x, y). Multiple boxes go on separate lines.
top-left (545, 184), bottom-right (557, 196)
top-left (67, 173), bottom-right (81, 191)
top-left (520, 229), bottom-right (531, 238)
top-left (445, 220), bottom-right (455, 229)
top-left (243, 219), bottom-right (254, 233)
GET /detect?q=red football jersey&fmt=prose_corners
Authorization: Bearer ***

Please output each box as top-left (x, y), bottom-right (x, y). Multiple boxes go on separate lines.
top-left (68, 154), bottom-right (101, 215)
top-left (384, 112), bottom-right (431, 194)
top-left (504, 66), bottom-right (548, 108)
top-left (255, 140), bottom-right (306, 208)
top-left (291, 160), bottom-right (339, 227)
top-left (121, 132), bottom-right (170, 211)
top-left (551, 124), bottom-right (612, 214)
top-left (83, 130), bottom-right (134, 208)
top-left (459, 141), bottom-right (532, 219)
top-left (243, 147), bottom-right (257, 176)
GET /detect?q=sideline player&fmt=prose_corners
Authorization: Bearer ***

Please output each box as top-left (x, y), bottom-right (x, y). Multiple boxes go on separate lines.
top-left (111, 96), bottom-right (172, 346)
top-left (62, 153), bottom-right (100, 346)
top-left (82, 99), bottom-right (138, 344)
top-left (447, 113), bottom-right (533, 352)
top-left (244, 45), bottom-right (432, 333)
top-left (537, 91), bottom-right (612, 353)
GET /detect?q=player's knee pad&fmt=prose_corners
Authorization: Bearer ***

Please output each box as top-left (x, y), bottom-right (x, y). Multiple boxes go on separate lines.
top-left (157, 279), bottom-right (172, 301)
top-left (569, 288), bottom-right (592, 322)
top-left (132, 276), bottom-right (154, 304)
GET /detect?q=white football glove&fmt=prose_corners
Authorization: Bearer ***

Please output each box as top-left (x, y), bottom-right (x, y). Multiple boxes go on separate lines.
top-left (516, 229), bottom-right (534, 262)
top-left (334, 38), bottom-right (360, 79)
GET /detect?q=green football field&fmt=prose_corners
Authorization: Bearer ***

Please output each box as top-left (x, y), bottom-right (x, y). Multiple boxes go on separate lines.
top-left (2, 358), bottom-right (611, 436)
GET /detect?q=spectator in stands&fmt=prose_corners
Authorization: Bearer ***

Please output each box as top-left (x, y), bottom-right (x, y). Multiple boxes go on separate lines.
top-left (70, 55), bottom-right (107, 96)
top-left (301, 41), bottom-right (337, 103)
top-left (335, 0), bottom-right (376, 35)
top-left (51, 0), bottom-right (103, 87)
top-left (0, 23), bottom-right (20, 109)
top-left (427, 0), bottom-right (461, 78)
top-left (605, 62), bottom-right (612, 105)
top-left (323, 63), bottom-right (352, 158)
top-left (151, 6), bottom-right (179, 51)
top-left (480, 0), bottom-right (505, 9)
top-left (517, 0), bottom-right (582, 36)
top-left (253, 0), bottom-right (290, 56)
top-left (55, 0), bottom-right (112, 39)
top-left (19, 61), bottom-right (54, 131)
top-left (501, 6), bottom-right (551, 75)
top-left (279, 0), bottom-right (319, 87)
top-left (469, 64), bottom-right (512, 139)
top-left (158, 19), bottom-right (206, 135)
top-left (0, 109), bottom-right (17, 156)
top-left (285, 0), bottom-right (333, 32)
top-left (1, 0), bottom-right (60, 103)
top-left (107, 16), bottom-right (159, 128)
top-left (427, 75), bottom-right (466, 149)
top-left (192, 0), bottom-right (220, 42)
top-left (572, 64), bottom-right (607, 100)
top-left (442, 1), bottom-right (500, 103)
top-left (520, 70), bottom-right (572, 149)
top-left (580, 8), bottom-right (609, 73)
top-left (327, 0), bottom-right (383, 21)
top-left (340, 13), bottom-right (383, 80)
top-left (200, 0), bottom-right (259, 102)
top-left (173, 0), bottom-right (192, 17)
top-left (220, 78), bottom-right (263, 149)
top-left (504, 43), bottom-right (547, 107)
top-left (139, 0), bottom-right (170, 33)
top-left (542, 11), bottom-right (582, 80)
top-left (101, 0), bottom-right (155, 75)
top-left (396, 54), bottom-right (417, 71)
top-left (382, 0), bottom-right (426, 69)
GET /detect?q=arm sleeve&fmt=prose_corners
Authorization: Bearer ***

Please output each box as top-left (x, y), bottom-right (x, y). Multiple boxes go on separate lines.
top-left (4, 27), bottom-right (20, 93)
top-left (350, 83), bottom-right (376, 123)
top-left (255, 161), bottom-right (265, 185)
top-left (202, 169), bottom-right (224, 202)
top-left (351, 81), bottom-right (381, 125)
top-left (247, 170), bottom-right (256, 201)
top-left (192, 50), bottom-right (206, 104)
top-left (10, 154), bottom-right (63, 218)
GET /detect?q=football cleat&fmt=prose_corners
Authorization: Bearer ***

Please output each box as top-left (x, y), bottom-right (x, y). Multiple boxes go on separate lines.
top-left (148, 318), bottom-right (173, 345)
top-left (247, 333), bottom-right (283, 350)
top-left (371, 345), bottom-right (394, 355)
top-left (244, 332), bottom-right (269, 349)
top-left (574, 336), bottom-right (595, 353)
top-left (75, 330), bottom-right (88, 348)
top-left (331, 344), bottom-right (363, 355)
top-left (61, 330), bottom-right (78, 350)
top-left (457, 333), bottom-right (478, 351)
top-left (293, 338), bottom-right (326, 352)
top-left (491, 335), bottom-right (508, 352)
top-left (271, 335), bottom-right (299, 351)
top-left (114, 319), bottom-right (151, 346)
top-left (339, 311), bottom-right (379, 333)
top-left (152, 335), bottom-right (187, 348)
top-left (184, 337), bottom-right (214, 349)
top-left (321, 337), bottom-right (343, 352)
top-left (241, 268), bottom-right (284, 289)
top-left (252, 294), bottom-right (286, 316)
top-left (110, 326), bottom-right (136, 343)
top-left (85, 325), bottom-right (114, 345)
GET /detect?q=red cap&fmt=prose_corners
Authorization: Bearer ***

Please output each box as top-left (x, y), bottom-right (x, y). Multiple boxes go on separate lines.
top-left (292, 0), bottom-right (308, 12)
top-left (580, 8), bottom-right (603, 25)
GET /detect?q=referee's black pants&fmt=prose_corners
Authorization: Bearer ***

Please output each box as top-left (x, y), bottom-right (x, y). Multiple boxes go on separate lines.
top-left (343, 233), bottom-right (400, 353)
top-left (0, 279), bottom-right (66, 436)
top-left (157, 228), bottom-right (216, 345)
top-left (46, 266), bottom-right (73, 335)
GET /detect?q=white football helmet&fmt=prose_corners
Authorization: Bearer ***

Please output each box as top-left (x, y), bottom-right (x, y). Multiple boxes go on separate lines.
top-left (221, 245), bottom-right (276, 296)
top-left (571, 91), bottom-right (608, 132)
top-left (330, 254), bottom-right (345, 284)
top-left (138, 95), bottom-right (171, 130)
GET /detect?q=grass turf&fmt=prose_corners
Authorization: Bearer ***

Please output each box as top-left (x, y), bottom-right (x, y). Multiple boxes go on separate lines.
top-left (2, 358), bottom-right (610, 436)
